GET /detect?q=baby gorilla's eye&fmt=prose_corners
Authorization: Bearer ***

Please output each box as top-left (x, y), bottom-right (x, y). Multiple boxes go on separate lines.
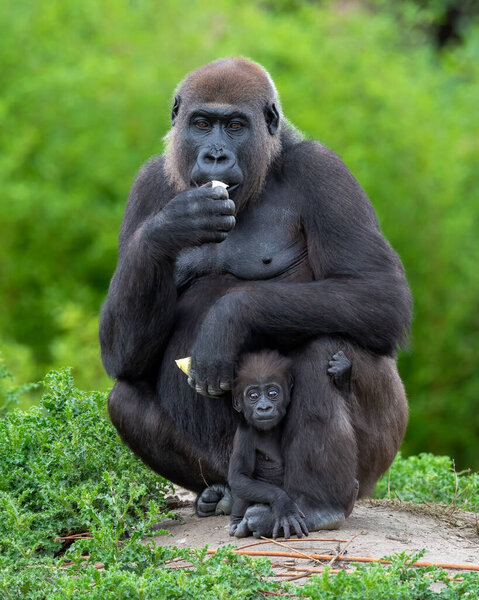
top-left (248, 391), bottom-right (259, 400)
top-left (267, 389), bottom-right (278, 398)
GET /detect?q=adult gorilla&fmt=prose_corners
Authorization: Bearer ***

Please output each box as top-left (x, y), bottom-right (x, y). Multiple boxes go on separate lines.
top-left (100, 58), bottom-right (411, 536)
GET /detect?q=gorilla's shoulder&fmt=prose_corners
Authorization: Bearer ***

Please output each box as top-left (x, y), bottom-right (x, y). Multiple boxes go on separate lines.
top-left (281, 139), bottom-right (347, 175)
top-left (120, 155), bottom-right (172, 241)
top-left (134, 154), bottom-right (168, 185)
top-left (128, 154), bottom-right (174, 206)
top-left (279, 139), bottom-right (374, 218)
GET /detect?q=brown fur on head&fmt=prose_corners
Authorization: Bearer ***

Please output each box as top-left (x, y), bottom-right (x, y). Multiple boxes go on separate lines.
top-left (164, 57), bottom-right (283, 210)
top-left (234, 350), bottom-right (294, 399)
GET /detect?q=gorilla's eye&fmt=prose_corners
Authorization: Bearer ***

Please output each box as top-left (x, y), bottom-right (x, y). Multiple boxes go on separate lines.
top-left (228, 121), bottom-right (242, 131)
top-left (248, 390), bottom-right (259, 400)
top-left (195, 120), bottom-right (209, 129)
top-left (267, 389), bottom-right (278, 398)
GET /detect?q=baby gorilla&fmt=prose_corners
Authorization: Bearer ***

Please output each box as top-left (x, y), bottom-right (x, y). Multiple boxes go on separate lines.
top-left (229, 349), bottom-right (352, 539)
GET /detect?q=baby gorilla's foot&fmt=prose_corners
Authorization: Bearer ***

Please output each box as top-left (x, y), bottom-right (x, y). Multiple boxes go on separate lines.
top-left (196, 484), bottom-right (233, 517)
top-left (327, 350), bottom-right (351, 396)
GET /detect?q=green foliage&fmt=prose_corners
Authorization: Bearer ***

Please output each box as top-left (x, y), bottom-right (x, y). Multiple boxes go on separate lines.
top-left (0, 371), bottom-right (477, 598)
top-left (1, 0), bottom-right (478, 469)
top-left (299, 552), bottom-right (479, 599)
top-left (0, 547), bottom-right (277, 600)
top-left (0, 369), bottom-right (172, 561)
top-left (0, 369), bottom-right (278, 597)
top-left (376, 452), bottom-right (479, 509)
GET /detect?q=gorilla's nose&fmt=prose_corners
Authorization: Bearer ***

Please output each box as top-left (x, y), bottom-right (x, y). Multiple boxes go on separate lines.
top-left (197, 147), bottom-right (236, 171)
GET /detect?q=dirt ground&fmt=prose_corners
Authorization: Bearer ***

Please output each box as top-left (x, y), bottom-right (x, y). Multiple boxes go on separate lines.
top-left (154, 488), bottom-right (479, 579)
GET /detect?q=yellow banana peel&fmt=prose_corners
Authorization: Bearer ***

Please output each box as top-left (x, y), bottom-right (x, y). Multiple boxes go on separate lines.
top-left (175, 356), bottom-right (192, 376)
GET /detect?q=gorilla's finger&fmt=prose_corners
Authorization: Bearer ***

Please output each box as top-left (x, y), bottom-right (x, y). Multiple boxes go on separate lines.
top-left (216, 215), bottom-right (236, 232)
top-left (195, 383), bottom-right (208, 396)
top-left (196, 508), bottom-right (215, 517)
top-left (200, 485), bottom-right (224, 502)
top-left (197, 500), bottom-right (217, 510)
top-left (282, 519), bottom-right (290, 540)
top-left (219, 199), bottom-right (236, 215)
top-left (207, 385), bottom-right (223, 396)
top-left (292, 518), bottom-right (303, 538)
top-left (234, 520), bottom-right (251, 538)
top-left (272, 520), bottom-right (280, 539)
top-left (300, 520), bottom-right (309, 536)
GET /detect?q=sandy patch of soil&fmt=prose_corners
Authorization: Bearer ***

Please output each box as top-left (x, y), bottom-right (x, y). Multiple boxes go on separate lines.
top-left (154, 488), bottom-right (479, 578)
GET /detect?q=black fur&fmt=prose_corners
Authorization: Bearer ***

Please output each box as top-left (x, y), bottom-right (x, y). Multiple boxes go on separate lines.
top-left (99, 58), bottom-right (411, 536)
top-left (228, 351), bottom-right (308, 539)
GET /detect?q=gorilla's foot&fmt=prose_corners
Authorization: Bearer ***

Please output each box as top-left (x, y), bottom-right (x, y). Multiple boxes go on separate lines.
top-left (196, 484), bottom-right (233, 517)
top-left (234, 504), bottom-right (274, 538)
top-left (234, 503), bottom-right (349, 538)
top-left (306, 507), bottom-right (346, 531)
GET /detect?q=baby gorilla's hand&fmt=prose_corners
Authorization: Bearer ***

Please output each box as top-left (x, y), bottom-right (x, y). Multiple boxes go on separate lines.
top-left (272, 497), bottom-right (309, 539)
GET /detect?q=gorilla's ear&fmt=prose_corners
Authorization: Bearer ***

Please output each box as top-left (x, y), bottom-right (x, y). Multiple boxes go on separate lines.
top-left (171, 95), bottom-right (181, 126)
top-left (232, 392), bottom-right (242, 413)
top-left (264, 102), bottom-right (280, 135)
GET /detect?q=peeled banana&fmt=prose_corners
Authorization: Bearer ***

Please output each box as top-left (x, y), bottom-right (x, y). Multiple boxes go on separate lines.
top-left (175, 357), bottom-right (192, 376)
top-left (211, 180), bottom-right (228, 190)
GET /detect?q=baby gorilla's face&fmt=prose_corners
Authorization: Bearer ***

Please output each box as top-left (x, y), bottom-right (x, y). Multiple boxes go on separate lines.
top-left (241, 380), bottom-right (290, 431)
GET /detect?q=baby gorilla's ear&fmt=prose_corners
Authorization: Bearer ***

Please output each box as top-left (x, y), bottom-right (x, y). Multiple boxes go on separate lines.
top-left (232, 390), bottom-right (243, 413)
top-left (288, 373), bottom-right (294, 394)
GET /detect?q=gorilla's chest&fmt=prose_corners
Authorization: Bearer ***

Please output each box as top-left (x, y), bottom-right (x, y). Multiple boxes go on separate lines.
top-left (175, 196), bottom-right (311, 286)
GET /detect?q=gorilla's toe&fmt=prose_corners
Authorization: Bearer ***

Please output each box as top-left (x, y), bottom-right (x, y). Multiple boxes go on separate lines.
top-left (196, 483), bottom-right (232, 518)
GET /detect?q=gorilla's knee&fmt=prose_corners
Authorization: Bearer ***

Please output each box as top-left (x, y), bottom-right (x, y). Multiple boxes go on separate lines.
top-left (107, 381), bottom-right (130, 433)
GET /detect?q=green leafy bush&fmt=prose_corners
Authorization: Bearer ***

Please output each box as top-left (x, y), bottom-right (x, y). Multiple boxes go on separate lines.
top-left (0, 369), bottom-right (172, 560)
top-left (299, 552), bottom-right (479, 600)
top-left (376, 452), bottom-right (479, 510)
top-left (0, 370), bottom-right (478, 598)
top-left (0, 546), bottom-right (276, 600)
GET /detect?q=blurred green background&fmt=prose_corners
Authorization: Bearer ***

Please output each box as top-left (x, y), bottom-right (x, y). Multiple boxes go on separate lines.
top-left (1, 0), bottom-right (478, 468)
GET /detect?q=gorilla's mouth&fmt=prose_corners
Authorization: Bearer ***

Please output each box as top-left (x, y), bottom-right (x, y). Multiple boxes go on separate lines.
top-left (254, 415), bottom-right (276, 424)
top-left (192, 180), bottom-right (241, 196)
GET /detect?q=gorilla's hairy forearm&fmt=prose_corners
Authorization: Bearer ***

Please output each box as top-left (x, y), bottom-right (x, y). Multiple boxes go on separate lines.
top-left (231, 472), bottom-right (290, 508)
top-left (217, 271), bottom-right (411, 356)
top-left (99, 231), bottom-right (177, 380)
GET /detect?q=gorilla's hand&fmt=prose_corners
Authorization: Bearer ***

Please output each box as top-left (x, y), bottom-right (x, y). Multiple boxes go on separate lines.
top-left (144, 183), bottom-right (236, 255)
top-left (188, 292), bottom-right (249, 397)
top-left (272, 497), bottom-right (309, 539)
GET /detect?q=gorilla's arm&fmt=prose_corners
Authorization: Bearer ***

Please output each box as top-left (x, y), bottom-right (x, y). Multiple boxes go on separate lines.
top-left (100, 158), bottom-right (235, 380)
top-left (228, 423), bottom-right (308, 538)
top-left (190, 143), bottom-right (412, 394)
top-left (99, 157), bottom-right (177, 380)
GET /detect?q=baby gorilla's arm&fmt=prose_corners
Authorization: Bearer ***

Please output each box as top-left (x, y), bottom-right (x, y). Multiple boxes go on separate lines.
top-left (228, 424), bottom-right (308, 538)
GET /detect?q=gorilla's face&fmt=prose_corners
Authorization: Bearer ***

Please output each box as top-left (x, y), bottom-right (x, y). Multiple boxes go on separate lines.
top-left (186, 105), bottom-right (247, 195)
top-left (241, 380), bottom-right (290, 431)
top-left (167, 93), bottom-right (280, 210)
